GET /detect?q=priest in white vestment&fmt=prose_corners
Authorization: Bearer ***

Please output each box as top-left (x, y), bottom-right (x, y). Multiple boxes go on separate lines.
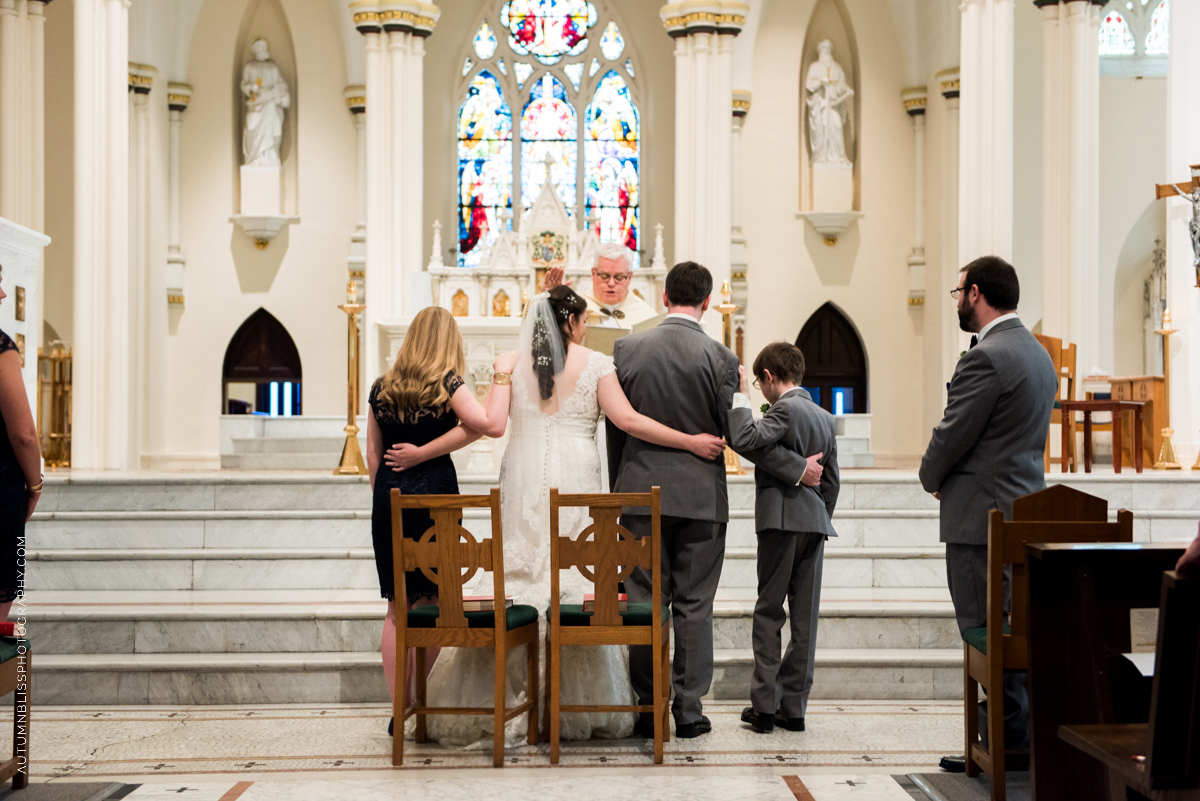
top-left (544, 242), bottom-right (658, 328)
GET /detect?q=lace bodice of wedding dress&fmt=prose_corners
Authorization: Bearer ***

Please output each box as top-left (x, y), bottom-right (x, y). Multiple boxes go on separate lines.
top-left (416, 349), bottom-right (636, 748)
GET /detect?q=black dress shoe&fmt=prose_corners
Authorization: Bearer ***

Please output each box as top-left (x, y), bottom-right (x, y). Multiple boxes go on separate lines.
top-left (388, 717), bottom-right (394, 737)
top-left (939, 755), bottom-right (966, 773)
top-left (674, 715), bottom-right (712, 739)
top-left (774, 712), bottom-right (805, 732)
top-left (632, 714), bottom-right (655, 739)
top-left (741, 707), bottom-right (775, 733)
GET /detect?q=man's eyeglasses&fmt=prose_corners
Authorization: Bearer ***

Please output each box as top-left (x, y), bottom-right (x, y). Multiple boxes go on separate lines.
top-left (950, 288), bottom-right (965, 299)
top-left (594, 271), bottom-right (631, 284)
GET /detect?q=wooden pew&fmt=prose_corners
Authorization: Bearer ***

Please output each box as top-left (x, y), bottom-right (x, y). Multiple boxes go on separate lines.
top-left (1058, 571), bottom-right (1199, 800)
top-left (1026, 542), bottom-right (1186, 800)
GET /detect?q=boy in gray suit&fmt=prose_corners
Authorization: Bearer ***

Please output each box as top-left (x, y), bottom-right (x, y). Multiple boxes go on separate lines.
top-left (727, 342), bottom-right (839, 734)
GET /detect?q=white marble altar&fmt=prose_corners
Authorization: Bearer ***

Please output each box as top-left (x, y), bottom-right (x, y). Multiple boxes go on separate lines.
top-left (0, 215), bottom-right (48, 423)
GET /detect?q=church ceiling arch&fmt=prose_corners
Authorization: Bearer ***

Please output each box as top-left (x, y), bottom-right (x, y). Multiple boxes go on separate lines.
top-left (795, 301), bottom-right (868, 415)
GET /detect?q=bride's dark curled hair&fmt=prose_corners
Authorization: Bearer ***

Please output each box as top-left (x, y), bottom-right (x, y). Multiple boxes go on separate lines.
top-left (532, 285), bottom-right (588, 400)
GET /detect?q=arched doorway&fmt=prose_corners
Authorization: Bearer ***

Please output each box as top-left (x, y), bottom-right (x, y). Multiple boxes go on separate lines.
top-left (222, 309), bottom-right (302, 416)
top-left (795, 303), bottom-right (867, 415)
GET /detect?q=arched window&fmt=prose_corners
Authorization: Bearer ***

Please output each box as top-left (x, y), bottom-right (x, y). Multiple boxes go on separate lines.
top-left (1098, 10), bottom-right (1136, 56)
top-left (795, 304), bottom-right (867, 416)
top-left (1145, 0), bottom-right (1168, 55)
top-left (222, 309), bottom-right (302, 416)
top-left (455, 1), bottom-right (642, 266)
top-left (458, 71), bottom-right (513, 269)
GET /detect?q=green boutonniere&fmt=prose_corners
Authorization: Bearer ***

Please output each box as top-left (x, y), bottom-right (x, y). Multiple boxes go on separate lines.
top-left (760, 403), bottom-right (770, 414)
top-left (959, 350), bottom-right (967, 358)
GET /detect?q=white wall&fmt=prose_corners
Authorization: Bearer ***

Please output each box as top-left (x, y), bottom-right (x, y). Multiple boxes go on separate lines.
top-left (1012, 0), bottom-right (1043, 329)
top-left (741, 0), bottom-right (924, 465)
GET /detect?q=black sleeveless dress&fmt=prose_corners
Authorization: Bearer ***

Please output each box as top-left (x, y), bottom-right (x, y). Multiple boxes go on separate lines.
top-left (0, 331), bottom-right (26, 604)
top-left (369, 373), bottom-right (464, 604)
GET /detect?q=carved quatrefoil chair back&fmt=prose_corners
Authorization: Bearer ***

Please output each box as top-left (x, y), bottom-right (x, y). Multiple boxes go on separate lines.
top-left (391, 488), bottom-right (540, 767)
top-left (548, 487), bottom-right (670, 764)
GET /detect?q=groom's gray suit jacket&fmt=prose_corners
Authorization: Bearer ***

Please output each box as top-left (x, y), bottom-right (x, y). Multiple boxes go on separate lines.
top-left (608, 316), bottom-right (741, 520)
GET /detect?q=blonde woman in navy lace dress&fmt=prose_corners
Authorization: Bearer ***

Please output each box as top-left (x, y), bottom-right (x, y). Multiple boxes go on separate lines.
top-left (365, 306), bottom-right (514, 733)
top-left (0, 266), bottom-right (42, 621)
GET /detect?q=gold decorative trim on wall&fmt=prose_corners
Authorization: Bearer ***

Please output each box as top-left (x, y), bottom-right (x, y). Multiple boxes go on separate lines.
top-left (14, 334), bottom-right (24, 367)
top-left (14, 287), bottom-right (24, 322)
top-left (167, 295), bottom-right (185, 306)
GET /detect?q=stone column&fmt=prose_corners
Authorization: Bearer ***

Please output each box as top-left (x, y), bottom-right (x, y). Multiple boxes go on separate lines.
top-left (1164, 0), bottom-right (1200, 463)
top-left (72, 0), bottom-right (132, 470)
top-left (166, 83), bottom-right (190, 307)
top-left (661, 2), bottom-right (747, 287)
top-left (903, 87), bottom-right (928, 306)
top-left (352, 1), bottom-right (439, 377)
top-left (938, 68), bottom-right (962, 386)
top-left (958, 0), bottom-right (1013, 266)
top-left (1038, 0), bottom-right (1104, 378)
top-left (0, 0), bottom-right (49, 230)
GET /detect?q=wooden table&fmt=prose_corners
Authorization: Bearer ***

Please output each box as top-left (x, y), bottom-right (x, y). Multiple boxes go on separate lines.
top-left (1060, 400), bottom-right (1145, 473)
top-left (1026, 542), bottom-right (1185, 801)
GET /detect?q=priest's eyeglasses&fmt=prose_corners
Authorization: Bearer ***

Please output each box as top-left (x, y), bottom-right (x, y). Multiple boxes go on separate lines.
top-left (594, 270), bottom-right (631, 284)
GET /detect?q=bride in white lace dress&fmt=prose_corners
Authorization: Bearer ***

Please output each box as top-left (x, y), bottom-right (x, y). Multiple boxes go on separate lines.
top-left (388, 287), bottom-right (725, 748)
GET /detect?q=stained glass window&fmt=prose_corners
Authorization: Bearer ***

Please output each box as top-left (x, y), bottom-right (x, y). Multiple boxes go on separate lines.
top-left (462, 57), bottom-right (474, 76)
top-left (624, 59), bottom-right (634, 78)
top-left (497, 58), bottom-right (507, 75)
top-left (474, 20), bottom-right (498, 60)
top-left (564, 62), bottom-right (584, 91)
top-left (585, 71), bottom-right (639, 257)
top-left (589, 57), bottom-right (601, 77)
top-left (501, 0), bottom-right (597, 65)
top-left (1145, 0), bottom-right (1168, 55)
top-left (458, 71), bottom-right (513, 268)
top-left (599, 21), bottom-right (624, 60)
top-left (1098, 11), bottom-right (1135, 55)
top-left (514, 61), bottom-right (534, 89)
top-left (521, 74), bottom-right (577, 213)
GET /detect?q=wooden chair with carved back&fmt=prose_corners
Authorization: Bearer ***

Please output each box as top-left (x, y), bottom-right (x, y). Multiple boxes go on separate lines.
top-left (1034, 333), bottom-right (1077, 472)
top-left (391, 488), bottom-right (540, 767)
top-left (548, 487), bottom-right (670, 764)
top-left (964, 484), bottom-right (1133, 801)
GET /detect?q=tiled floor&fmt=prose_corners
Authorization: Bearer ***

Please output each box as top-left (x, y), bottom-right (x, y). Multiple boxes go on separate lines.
top-left (0, 701), bottom-right (961, 799)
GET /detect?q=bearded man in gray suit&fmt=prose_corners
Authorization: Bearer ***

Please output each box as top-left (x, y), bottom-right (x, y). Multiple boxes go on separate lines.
top-left (609, 261), bottom-right (812, 739)
top-left (920, 256), bottom-right (1057, 765)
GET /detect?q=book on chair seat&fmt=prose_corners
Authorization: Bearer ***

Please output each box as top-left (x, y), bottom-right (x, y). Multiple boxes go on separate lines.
top-left (461, 595), bottom-right (513, 612)
top-left (582, 593), bottom-right (628, 612)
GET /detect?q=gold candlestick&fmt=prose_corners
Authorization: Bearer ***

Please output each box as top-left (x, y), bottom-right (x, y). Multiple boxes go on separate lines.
top-left (335, 281), bottom-right (369, 476)
top-left (1154, 309), bottom-right (1181, 470)
top-left (715, 279), bottom-right (745, 476)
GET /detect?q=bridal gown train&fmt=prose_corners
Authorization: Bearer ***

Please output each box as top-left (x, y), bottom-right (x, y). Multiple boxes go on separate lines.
top-left (412, 350), bottom-right (636, 748)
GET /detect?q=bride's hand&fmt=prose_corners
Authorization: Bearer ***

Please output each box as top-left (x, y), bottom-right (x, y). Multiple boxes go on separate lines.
top-left (493, 351), bottom-right (518, 374)
top-left (689, 433), bottom-right (727, 460)
top-left (385, 443), bottom-right (427, 472)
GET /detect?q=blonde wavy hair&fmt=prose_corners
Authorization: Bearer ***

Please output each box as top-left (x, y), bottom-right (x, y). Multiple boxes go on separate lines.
top-left (377, 306), bottom-right (466, 411)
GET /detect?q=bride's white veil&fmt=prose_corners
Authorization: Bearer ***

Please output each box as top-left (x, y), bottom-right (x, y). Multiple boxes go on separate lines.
top-left (513, 291), bottom-right (568, 414)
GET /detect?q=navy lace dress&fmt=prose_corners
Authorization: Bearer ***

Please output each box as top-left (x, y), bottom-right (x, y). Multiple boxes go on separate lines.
top-left (0, 331), bottom-right (25, 603)
top-left (369, 373), bottom-right (464, 604)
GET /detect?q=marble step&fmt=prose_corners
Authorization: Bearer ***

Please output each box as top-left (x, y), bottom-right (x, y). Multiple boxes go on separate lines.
top-left (25, 599), bottom-right (960, 654)
top-left (26, 647), bottom-right (964, 705)
top-left (23, 546), bottom-right (952, 591)
top-left (231, 436), bottom-right (359, 454)
top-left (220, 453), bottom-right (346, 470)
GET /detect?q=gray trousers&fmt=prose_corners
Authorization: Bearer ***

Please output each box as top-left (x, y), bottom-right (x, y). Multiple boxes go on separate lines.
top-left (946, 543), bottom-right (1030, 750)
top-left (751, 530), bottom-right (825, 719)
top-left (624, 514), bottom-right (726, 726)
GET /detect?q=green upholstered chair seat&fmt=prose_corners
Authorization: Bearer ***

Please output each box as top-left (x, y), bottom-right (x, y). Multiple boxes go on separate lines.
top-left (407, 604), bottom-right (539, 631)
top-left (1053, 400), bottom-right (1062, 410)
top-left (0, 638), bottom-right (26, 664)
top-left (551, 603), bottom-right (670, 627)
top-left (963, 625), bottom-right (1011, 655)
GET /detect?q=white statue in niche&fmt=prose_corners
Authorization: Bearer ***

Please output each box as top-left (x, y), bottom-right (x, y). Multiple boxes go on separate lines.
top-left (241, 38), bottom-right (290, 167)
top-left (805, 39), bottom-right (854, 166)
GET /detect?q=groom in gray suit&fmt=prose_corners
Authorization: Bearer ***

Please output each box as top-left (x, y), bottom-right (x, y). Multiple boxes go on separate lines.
top-left (609, 261), bottom-right (810, 739)
top-left (920, 256), bottom-right (1057, 761)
